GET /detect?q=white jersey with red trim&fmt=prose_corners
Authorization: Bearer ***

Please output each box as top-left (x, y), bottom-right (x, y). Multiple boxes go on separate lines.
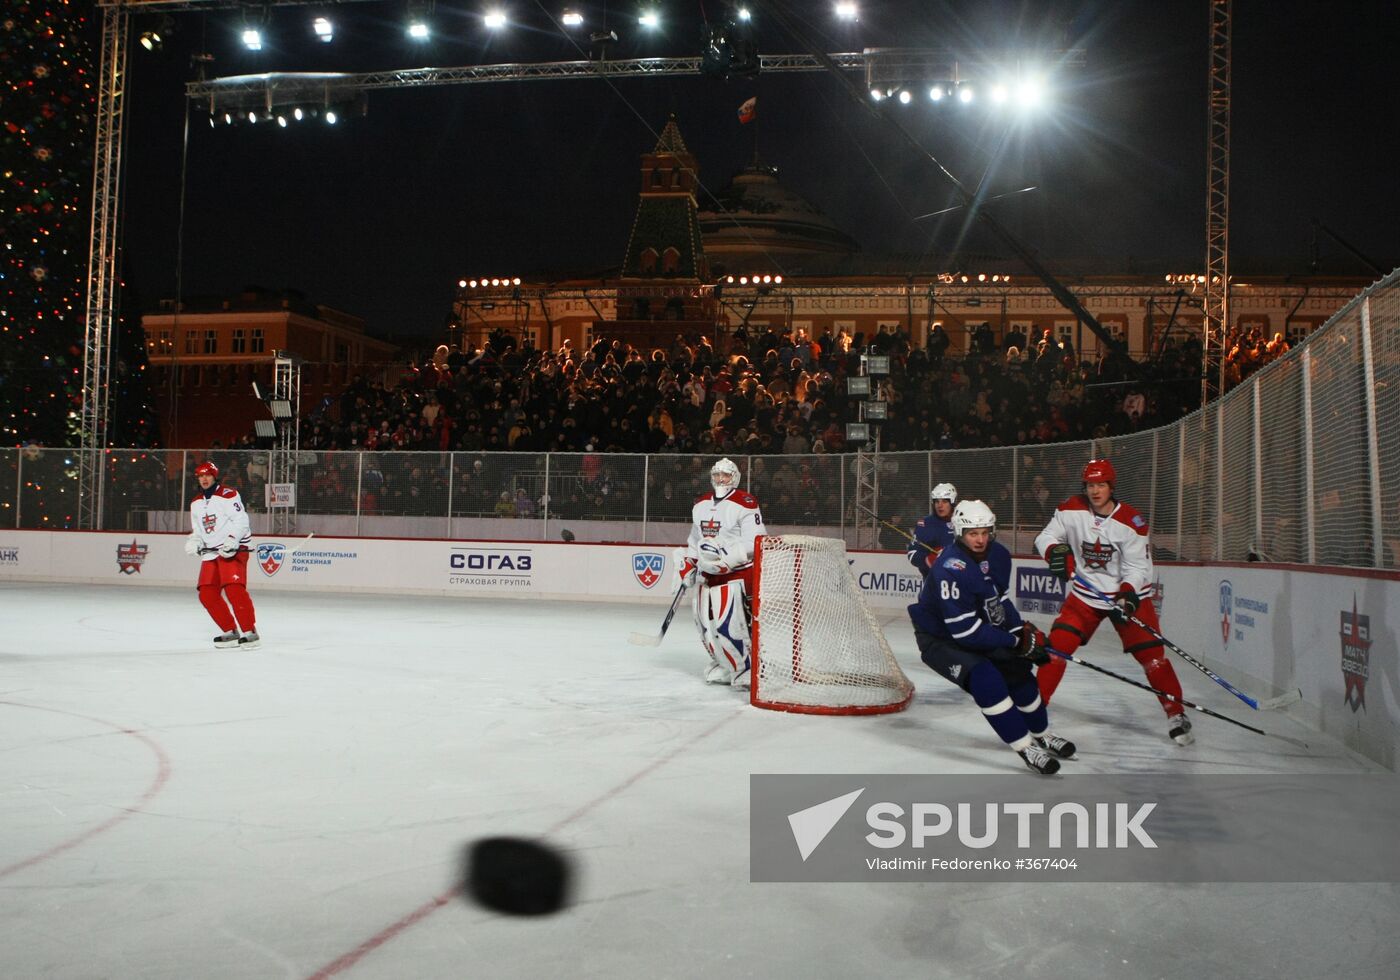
top-left (190, 485), bottom-right (253, 562)
top-left (685, 488), bottom-right (765, 579)
top-left (1034, 495), bottom-right (1154, 610)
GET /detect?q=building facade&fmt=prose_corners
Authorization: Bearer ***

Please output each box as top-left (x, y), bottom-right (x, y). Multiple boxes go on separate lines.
top-left (453, 120), bottom-right (1367, 360)
top-left (143, 287), bottom-right (398, 448)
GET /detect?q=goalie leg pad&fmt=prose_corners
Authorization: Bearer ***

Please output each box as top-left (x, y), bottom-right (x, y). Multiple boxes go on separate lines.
top-left (698, 580), bottom-right (751, 682)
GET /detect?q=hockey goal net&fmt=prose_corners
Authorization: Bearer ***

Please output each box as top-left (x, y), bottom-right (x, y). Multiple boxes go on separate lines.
top-left (750, 535), bottom-right (914, 715)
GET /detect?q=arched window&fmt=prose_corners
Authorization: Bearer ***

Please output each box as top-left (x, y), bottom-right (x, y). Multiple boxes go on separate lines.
top-left (670, 167), bottom-right (681, 188)
top-left (650, 169), bottom-right (663, 187)
top-left (639, 248), bottom-right (659, 273)
top-left (662, 247), bottom-right (681, 274)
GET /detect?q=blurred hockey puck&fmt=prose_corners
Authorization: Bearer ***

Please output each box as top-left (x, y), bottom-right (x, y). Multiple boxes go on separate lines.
top-left (462, 837), bottom-right (572, 916)
top-left (560, 528), bottom-right (576, 542)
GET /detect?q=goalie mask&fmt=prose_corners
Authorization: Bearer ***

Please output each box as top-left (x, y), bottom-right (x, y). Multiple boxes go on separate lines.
top-left (951, 499), bottom-right (997, 539)
top-left (710, 457), bottom-right (741, 497)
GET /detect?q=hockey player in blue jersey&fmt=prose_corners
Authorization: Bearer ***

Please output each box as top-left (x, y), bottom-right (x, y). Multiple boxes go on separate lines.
top-left (907, 482), bottom-right (958, 574)
top-left (907, 499), bottom-right (1077, 774)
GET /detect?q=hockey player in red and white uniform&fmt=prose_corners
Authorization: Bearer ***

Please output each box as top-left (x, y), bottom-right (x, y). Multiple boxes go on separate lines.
top-left (672, 458), bottom-right (765, 689)
top-left (185, 461), bottom-right (260, 649)
top-left (1033, 459), bottom-right (1191, 744)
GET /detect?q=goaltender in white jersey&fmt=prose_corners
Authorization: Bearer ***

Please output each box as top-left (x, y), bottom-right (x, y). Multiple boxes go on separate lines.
top-left (672, 458), bottom-right (765, 689)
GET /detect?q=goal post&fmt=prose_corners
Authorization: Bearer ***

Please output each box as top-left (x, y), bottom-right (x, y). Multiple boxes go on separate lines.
top-left (750, 534), bottom-right (915, 715)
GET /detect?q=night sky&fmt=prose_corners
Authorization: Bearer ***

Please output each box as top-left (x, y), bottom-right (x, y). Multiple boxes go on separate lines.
top-left (119, 1), bottom-right (1399, 344)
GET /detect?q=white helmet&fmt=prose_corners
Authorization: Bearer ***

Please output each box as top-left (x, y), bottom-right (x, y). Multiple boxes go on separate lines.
top-left (710, 457), bottom-right (741, 496)
top-left (952, 499), bottom-right (996, 537)
top-left (931, 482), bottom-right (957, 503)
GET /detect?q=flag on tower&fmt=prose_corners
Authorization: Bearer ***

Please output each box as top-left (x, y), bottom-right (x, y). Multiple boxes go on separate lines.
top-left (737, 96), bottom-right (757, 124)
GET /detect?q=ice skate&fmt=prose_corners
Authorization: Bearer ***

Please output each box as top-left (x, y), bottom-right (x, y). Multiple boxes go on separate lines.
top-left (1168, 713), bottom-right (1194, 745)
top-left (730, 667), bottom-right (751, 690)
top-left (237, 630), bottom-right (261, 650)
top-left (1036, 732), bottom-right (1077, 759)
top-left (212, 630), bottom-right (240, 648)
top-left (1017, 742), bottom-right (1061, 775)
top-left (704, 662), bottom-right (731, 685)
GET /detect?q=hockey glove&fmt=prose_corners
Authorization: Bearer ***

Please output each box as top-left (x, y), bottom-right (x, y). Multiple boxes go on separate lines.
top-left (183, 534), bottom-right (202, 557)
top-left (1108, 586), bottom-right (1141, 625)
top-left (921, 546), bottom-right (942, 571)
top-left (697, 543), bottom-right (731, 576)
top-left (218, 535), bottom-right (239, 558)
top-left (672, 548), bottom-right (698, 589)
top-left (1044, 543), bottom-right (1074, 582)
top-left (679, 556), bottom-right (698, 588)
top-left (1015, 625), bottom-right (1049, 666)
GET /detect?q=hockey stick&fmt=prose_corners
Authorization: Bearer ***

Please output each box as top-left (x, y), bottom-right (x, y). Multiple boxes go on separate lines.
top-left (628, 583), bottom-right (688, 647)
top-left (1071, 572), bottom-right (1302, 712)
top-left (1045, 645), bottom-right (1310, 749)
top-left (283, 532), bottom-right (316, 558)
top-left (199, 533), bottom-right (316, 560)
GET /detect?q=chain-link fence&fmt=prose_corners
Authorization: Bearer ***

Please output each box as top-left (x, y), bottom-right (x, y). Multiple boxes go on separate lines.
top-left (6, 271), bottom-right (1398, 566)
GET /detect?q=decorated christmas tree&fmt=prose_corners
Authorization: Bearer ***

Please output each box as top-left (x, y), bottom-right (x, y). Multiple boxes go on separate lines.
top-left (1, 1), bottom-right (157, 449)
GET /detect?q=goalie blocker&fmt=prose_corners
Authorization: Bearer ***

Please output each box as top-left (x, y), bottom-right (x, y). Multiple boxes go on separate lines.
top-left (748, 535), bottom-right (914, 715)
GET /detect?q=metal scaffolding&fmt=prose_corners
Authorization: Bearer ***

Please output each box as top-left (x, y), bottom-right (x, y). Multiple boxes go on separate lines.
top-left (1202, 0), bottom-right (1232, 404)
top-left (78, 4), bottom-right (130, 528)
top-left (268, 352), bottom-right (302, 535)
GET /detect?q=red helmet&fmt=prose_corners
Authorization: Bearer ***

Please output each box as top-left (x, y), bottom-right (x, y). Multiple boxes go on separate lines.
top-left (1082, 458), bottom-right (1116, 485)
top-left (195, 461), bottom-right (219, 479)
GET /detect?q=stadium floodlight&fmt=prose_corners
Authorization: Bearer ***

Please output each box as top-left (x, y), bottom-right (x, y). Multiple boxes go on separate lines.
top-left (863, 400), bottom-right (888, 421)
top-left (929, 84), bottom-right (944, 101)
top-left (276, 114), bottom-right (287, 127)
top-left (845, 422), bottom-right (870, 443)
top-left (958, 84), bottom-right (974, 103)
top-left (561, 8), bottom-right (583, 27)
top-left (408, 20), bottom-right (430, 39)
top-left (269, 400), bottom-right (294, 420)
top-left (869, 88), bottom-right (883, 101)
top-left (246, 110), bottom-right (258, 123)
top-left (898, 89), bottom-right (911, 104)
top-left (736, 6), bottom-right (751, 19)
top-left (241, 27), bottom-right (263, 51)
top-left (483, 9), bottom-right (507, 29)
top-left (835, 2), bottom-right (858, 21)
top-left (325, 109), bottom-right (338, 124)
top-left (293, 106), bottom-right (304, 121)
top-left (253, 419), bottom-right (277, 439)
top-left (990, 83), bottom-right (1008, 104)
top-left (312, 16), bottom-right (333, 42)
top-left (639, 8), bottom-right (660, 28)
top-left (846, 376), bottom-right (872, 397)
top-left (1016, 77), bottom-right (1044, 107)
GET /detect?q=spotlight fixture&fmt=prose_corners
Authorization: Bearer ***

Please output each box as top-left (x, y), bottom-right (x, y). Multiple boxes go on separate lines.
top-left (241, 27), bottom-right (263, 51)
top-left (483, 9), bottom-right (507, 29)
top-left (638, 8), bottom-right (660, 28)
top-left (736, 6), bottom-right (751, 19)
top-left (990, 83), bottom-right (1008, 104)
top-left (139, 31), bottom-right (162, 51)
top-left (835, 2), bottom-right (858, 21)
top-left (276, 113), bottom-right (287, 127)
top-left (325, 109), bottom-right (338, 124)
top-left (958, 84), bottom-right (974, 103)
top-left (561, 9), bottom-right (584, 27)
top-left (406, 0), bottom-right (433, 40)
top-left (929, 84), bottom-right (944, 101)
top-left (312, 16), bottom-right (333, 42)
top-left (898, 89), bottom-right (911, 104)
top-left (293, 106), bottom-right (304, 120)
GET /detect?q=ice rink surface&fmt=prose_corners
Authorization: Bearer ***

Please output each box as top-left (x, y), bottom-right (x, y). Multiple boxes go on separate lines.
top-left (2, 583), bottom-right (1397, 979)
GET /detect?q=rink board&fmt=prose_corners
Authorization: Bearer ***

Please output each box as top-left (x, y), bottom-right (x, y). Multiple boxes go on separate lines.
top-left (0, 529), bottom-right (1396, 769)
